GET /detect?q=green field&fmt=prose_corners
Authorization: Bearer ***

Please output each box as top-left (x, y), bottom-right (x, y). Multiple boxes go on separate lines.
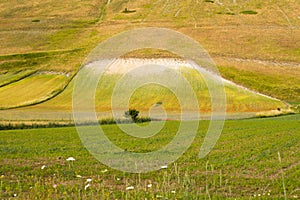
top-left (0, 0), bottom-right (299, 199)
top-left (0, 114), bottom-right (299, 199)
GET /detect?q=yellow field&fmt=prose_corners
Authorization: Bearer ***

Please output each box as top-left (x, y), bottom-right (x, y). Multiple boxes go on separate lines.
top-left (0, 74), bottom-right (68, 109)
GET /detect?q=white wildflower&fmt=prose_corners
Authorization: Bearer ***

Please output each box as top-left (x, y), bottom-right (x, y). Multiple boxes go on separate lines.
top-left (147, 183), bottom-right (152, 188)
top-left (66, 157), bottom-right (75, 161)
top-left (13, 194), bottom-right (17, 197)
top-left (52, 184), bottom-right (57, 189)
top-left (41, 165), bottom-right (46, 170)
top-left (126, 186), bottom-right (134, 190)
top-left (160, 165), bottom-right (168, 169)
top-left (101, 169), bottom-right (108, 173)
top-left (86, 178), bottom-right (92, 182)
top-left (76, 175), bottom-right (82, 178)
top-left (84, 183), bottom-right (90, 190)
top-left (171, 190), bottom-right (176, 194)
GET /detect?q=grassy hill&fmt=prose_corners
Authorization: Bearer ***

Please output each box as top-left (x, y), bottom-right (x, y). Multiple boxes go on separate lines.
top-left (0, 0), bottom-right (299, 118)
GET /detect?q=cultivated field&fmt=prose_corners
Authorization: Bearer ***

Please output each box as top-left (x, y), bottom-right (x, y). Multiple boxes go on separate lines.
top-left (0, 0), bottom-right (299, 199)
top-left (0, 114), bottom-right (299, 199)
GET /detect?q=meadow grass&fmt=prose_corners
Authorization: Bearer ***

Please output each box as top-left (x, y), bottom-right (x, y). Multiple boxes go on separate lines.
top-left (218, 64), bottom-right (300, 102)
top-left (22, 65), bottom-right (285, 115)
top-left (0, 74), bottom-right (68, 109)
top-left (0, 70), bottom-right (36, 87)
top-left (0, 114), bottom-right (299, 199)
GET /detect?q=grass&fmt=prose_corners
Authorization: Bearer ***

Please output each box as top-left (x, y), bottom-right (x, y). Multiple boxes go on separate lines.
top-left (256, 108), bottom-right (295, 118)
top-left (0, 70), bottom-right (36, 87)
top-left (240, 10), bottom-right (258, 15)
top-left (0, 117), bottom-right (152, 130)
top-left (19, 64), bottom-right (285, 116)
top-left (0, 114), bottom-right (299, 199)
top-left (0, 1), bottom-right (299, 198)
top-left (218, 64), bottom-right (300, 102)
top-left (0, 74), bottom-right (68, 109)
top-left (0, 0), bottom-right (299, 112)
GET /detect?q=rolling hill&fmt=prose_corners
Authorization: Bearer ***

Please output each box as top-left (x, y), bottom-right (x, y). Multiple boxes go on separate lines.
top-left (0, 0), bottom-right (299, 121)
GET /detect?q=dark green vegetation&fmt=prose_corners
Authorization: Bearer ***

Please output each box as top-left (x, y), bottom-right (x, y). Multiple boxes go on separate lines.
top-left (240, 10), bottom-right (258, 15)
top-left (125, 109), bottom-right (140, 122)
top-left (0, 115), bottom-right (299, 199)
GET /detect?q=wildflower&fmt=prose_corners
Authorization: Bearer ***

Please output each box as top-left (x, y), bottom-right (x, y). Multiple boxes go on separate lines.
top-left (101, 169), bottom-right (108, 173)
top-left (86, 178), bottom-right (92, 182)
top-left (171, 190), bottom-right (176, 194)
top-left (76, 175), bottom-right (82, 178)
top-left (156, 195), bottom-right (163, 198)
top-left (147, 183), bottom-right (152, 188)
top-left (268, 193), bottom-right (270, 196)
top-left (52, 184), bottom-right (57, 189)
top-left (258, 194), bottom-right (261, 197)
top-left (116, 178), bottom-right (121, 181)
top-left (41, 165), bottom-right (46, 170)
top-left (0, 175), bottom-right (4, 178)
top-left (126, 186), bottom-right (134, 190)
top-left (85, 183), bottom-right (90, 190)
top-left (160, 165), bottom-right (168, 169)
top-left (13, 194), bottom-right (17, 197)
top-left (66, 157), bottom-right (75, 161)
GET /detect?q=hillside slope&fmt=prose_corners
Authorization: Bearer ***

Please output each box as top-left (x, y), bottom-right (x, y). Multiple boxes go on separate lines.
top-left (0, 0), bottom-right (299, 117)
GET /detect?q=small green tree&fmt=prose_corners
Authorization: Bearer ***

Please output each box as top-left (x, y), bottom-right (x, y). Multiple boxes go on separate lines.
top-left (125, 109), bottom-right (139, 122)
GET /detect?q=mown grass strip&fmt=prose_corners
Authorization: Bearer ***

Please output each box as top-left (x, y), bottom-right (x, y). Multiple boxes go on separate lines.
top-left (0, 48), bottom-right (83, 61)
top-left (0, 70), bottom-right (36, 88)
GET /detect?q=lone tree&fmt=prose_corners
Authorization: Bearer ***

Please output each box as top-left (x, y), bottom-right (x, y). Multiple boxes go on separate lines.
top-left (125, 109), bottom-right (139, 122)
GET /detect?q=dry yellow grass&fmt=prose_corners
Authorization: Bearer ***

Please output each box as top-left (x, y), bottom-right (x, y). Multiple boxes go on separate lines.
top-left (0, 0), bottom-right (299, 116)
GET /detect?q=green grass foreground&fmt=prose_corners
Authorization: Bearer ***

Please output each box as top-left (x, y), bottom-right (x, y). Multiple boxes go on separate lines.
top-left (0, 115), bottom-right (299, 199)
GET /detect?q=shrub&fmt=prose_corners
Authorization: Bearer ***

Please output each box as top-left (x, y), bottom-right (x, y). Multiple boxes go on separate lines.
top-left (125, 109), bottom-right (140, 122)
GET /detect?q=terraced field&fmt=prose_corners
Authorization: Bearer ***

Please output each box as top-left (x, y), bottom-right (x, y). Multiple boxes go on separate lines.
top-left (0, 73), bottom-right (68, 109)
